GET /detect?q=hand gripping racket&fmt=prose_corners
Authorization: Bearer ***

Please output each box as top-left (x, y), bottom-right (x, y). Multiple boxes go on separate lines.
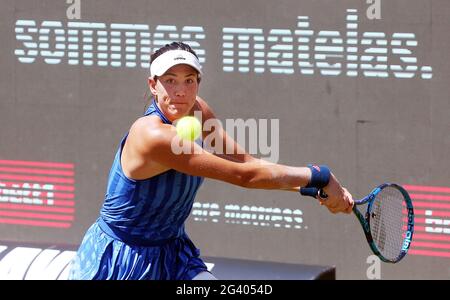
top-left (300, 183), bottom-right (414, 263)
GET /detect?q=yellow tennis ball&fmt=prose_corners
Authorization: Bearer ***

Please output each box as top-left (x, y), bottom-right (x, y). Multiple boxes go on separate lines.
top-left (175, 116), bottom-right (202, 141)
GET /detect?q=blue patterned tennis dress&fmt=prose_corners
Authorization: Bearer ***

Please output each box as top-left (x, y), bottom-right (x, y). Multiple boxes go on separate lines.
top-left (68, 100), bottom-right (208, 280)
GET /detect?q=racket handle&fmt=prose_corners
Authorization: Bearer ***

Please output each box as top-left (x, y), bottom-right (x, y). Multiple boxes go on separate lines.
top-left (319, 189), bottom-right (328, 199)
top-left (300, 187), bottom-right (328, 199)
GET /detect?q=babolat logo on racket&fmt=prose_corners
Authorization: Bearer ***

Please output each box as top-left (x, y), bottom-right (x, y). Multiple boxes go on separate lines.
top-left (402, 208), bottom-right (414, 251)
top-left (402, 231), bottom-right (412, 251)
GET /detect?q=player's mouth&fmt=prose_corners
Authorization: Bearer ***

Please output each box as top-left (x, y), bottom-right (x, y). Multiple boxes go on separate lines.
top-left (169, 102), bottom-right (190, 109)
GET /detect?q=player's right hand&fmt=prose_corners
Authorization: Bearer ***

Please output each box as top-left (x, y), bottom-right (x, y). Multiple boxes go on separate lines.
top-left (319, 174), bottom-right (354, 214)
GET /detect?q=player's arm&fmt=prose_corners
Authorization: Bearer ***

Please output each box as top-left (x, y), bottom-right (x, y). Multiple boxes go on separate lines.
top-left (195, 96), bottom-right (257, 163)
top-left (131, 117), bottom-right (311, 191)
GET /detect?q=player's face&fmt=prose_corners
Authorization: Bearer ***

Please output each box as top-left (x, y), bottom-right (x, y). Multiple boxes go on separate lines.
top-left (149, 64), bottom-right (199, 122)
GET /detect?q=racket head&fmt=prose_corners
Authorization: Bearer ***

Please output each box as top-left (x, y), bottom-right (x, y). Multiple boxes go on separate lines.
top-left (358, 183), bottom-right (414, 263)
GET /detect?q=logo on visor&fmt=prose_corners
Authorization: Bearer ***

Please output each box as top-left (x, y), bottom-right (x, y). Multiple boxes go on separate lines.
top-left (174, 55), bottom-right (186, 61)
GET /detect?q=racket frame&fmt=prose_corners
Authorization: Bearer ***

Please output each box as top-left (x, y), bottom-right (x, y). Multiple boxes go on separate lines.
top-left (353, 183), bottom-right (414, 263)
top-left (300, 183), bottom-right (415, 263)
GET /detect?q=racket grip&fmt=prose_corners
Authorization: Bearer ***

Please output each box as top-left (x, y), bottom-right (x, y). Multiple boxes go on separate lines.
top-left (300, 187), bottom-right (328, 199)
top-left (319, 189), bottom-right (328, 199)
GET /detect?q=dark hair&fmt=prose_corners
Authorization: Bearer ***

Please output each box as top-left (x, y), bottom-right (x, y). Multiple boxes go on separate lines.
top-left (144, 42), bottom-right (201, 112)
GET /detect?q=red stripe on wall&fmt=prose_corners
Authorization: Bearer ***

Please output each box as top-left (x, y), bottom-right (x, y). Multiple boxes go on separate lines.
top-left (0, 167), bottom-right (74, 176)
top-left (0, 174), bottom-right (74, 184)
top-left (404, 185), bottom-right (450, 194)
top-left (51, 200), bottom-right (75, 207)
top-left (411, 202), bottom-right (450, 209)
top-left (0, 210), bottom-right (73, 221)
top-left (412, 241), bottom-right (450, 250)
top-left (0, 218), bottom-right (71, 228)
top-left (52, 193), bottom-right (74, 199)
top-left (408, 249), bottom-right (450, 258)
top-left (410, 193), bottom-right (450, 201)
top-left (413, 233), bottom-right (450, 242)
top-left (0, 160), bottom-right (74, 169)
top-left (415, 209), bottom-right (450, 217)
top-left (0, 203), bottom-right (74, 213)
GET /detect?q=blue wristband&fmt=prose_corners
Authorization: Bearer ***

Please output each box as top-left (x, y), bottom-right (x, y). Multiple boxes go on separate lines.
top-left (305, 164), bottom-right (331, 189)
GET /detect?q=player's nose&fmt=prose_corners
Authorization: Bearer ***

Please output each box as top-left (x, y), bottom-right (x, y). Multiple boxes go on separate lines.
top-left (175, 89), bottom-right (186, 98)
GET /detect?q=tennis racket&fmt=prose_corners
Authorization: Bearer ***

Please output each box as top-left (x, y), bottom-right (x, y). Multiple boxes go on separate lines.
top-left (300, 183), bottom-right (414, 263)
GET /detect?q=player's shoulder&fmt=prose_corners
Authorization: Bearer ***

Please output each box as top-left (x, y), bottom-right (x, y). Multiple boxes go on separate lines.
top-left (131, 114), bottom-right (161, 131)
top-left (195, 96), bottom-right (215, 118)
top-left (196, 95), bottom-right (213, 108)
top-left (195, 95), bottom-right (208, 107)
top-left (129, 115), bottom-right (174, 147)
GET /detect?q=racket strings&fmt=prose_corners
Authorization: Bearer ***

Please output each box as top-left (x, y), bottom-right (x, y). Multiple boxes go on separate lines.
top-left (370, 186), bottom-right (406, 261)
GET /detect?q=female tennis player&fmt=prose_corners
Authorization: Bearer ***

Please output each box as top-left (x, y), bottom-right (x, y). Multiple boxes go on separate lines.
top-left (68, 42), bottom-right (353, 280)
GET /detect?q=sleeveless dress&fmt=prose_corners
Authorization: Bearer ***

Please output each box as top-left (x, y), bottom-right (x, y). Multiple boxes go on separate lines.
top-left (68, 100), bottom-right (208, 280)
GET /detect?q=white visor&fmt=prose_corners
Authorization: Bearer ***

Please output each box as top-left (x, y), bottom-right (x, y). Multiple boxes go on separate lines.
top-left (150, 49), bottom-right (203, 79)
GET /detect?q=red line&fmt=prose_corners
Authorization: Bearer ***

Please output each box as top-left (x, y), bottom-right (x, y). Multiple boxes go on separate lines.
top-left (412, 241), bottom-right (450, 250)
top-left (0, 197), bottom-right (75, 205)
top-left (408, 249), bottom-right (450, 258)
top-left (0, 181), bottom-right (75, 192)
top-left (413, 225), bottom-right (425, 232)
top-left (413, 233), bottom-right (450, 242)
top-left (404, 185), bottom-right (450, 194)
top-left (52, 200), bottom-right (75, 207)
top-left (0, 160), bottom-right (74, 169)
top-left (414, 225), bottom-right (450, 234)
top-left (412, 202), bottom-right (450, 209)
top-left (0, 167), bottom-right (74, 176)
top-left (0, 210), bottom-right (73, 221)
top-left (53, 185), bottom-right (74, 192)
top-left (415, 209), bottom-right (450, 217)
top-left (411, 193), bottom-right (450, 201)
top-left (53, 192), bottom-right (74, 199)
top-left (0, 218), bottom-right (71, 228)
top-left (0, 203), bottom-right (74, 213)
top-left (0, 174), bottom-right (74, 184)
top-left (409, 217), bottom-right (426, 223)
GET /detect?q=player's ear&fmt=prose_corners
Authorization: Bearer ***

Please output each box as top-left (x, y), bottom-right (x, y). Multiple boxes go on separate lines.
top-left (148, 77), bottom-right (158, 96)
